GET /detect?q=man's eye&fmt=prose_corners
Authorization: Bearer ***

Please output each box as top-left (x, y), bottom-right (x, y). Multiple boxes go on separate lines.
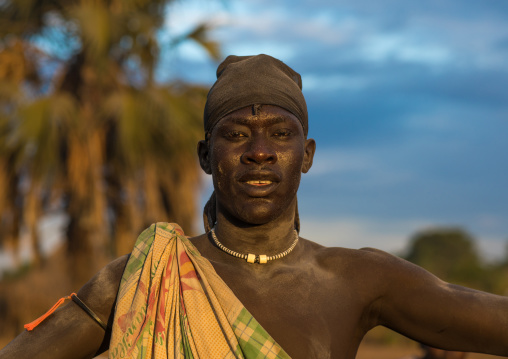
top-left (273, 130), bottom-right (292, 137)
top-left (226, 131), bottom-right (247, 139)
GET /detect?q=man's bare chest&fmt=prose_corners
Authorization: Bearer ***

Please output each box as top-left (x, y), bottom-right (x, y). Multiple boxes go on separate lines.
top-left (210, 261), bottom-right (367, 359)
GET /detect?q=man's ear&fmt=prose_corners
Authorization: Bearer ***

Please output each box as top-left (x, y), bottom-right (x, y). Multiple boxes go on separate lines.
top-left (198, 140), bottom-right (212, 174)
top-left (301, 138), bottom-right (316, 173)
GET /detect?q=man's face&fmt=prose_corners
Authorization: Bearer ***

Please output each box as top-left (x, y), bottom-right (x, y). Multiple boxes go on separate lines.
top-left (199, 105), bottom-right (315, 226)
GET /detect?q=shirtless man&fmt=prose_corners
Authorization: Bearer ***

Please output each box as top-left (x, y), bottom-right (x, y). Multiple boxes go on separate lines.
top-left (1, 54), bottom-right (507, 359)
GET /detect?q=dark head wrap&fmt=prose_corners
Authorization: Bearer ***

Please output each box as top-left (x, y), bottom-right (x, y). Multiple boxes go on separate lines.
top-left (203, 54), bottom-right (307, 233)
top-left (204, 54), bottom-right (308, 135)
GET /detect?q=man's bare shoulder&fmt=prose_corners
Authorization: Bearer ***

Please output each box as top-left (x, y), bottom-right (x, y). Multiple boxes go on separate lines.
top-left (300, 238), bottom-right (414, 279)
top-left (78, 254), bottom-right (130, 315)
top-left (300, 236), bottom-right (399, 262)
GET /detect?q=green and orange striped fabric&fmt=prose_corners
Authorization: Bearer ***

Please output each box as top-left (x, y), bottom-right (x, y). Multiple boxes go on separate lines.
top-left (109, 222), bottom-right (290, 359)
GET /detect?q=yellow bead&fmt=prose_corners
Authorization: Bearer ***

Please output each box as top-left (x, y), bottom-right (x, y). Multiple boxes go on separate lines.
top-left (247, 254), bottom-right (256, 263)
top-left (259, 255), bottom-right (267, 264)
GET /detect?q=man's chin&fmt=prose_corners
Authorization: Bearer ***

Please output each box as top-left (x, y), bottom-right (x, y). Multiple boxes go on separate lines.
top-left (235, 204), bottom-right (291, 226)
top-left (218, 196), bottom-right (296, 226)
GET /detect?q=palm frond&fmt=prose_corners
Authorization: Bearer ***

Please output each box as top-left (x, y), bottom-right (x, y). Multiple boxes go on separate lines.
top-left (183, 23), bottom-right (221, 61)
top-left (69, 1), bottom-right (111, 61)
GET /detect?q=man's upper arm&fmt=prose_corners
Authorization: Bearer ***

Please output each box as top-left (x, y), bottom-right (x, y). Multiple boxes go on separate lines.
top-left (0, 254), bottom-right (129, 359)
top-left (365, 248), bottom-right (508, 355)
top-left (77, 254), bottom-right (130, 328)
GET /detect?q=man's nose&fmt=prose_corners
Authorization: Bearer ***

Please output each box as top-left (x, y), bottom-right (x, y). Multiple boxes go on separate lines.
top-left (241, 136), bottom-right (277, 164)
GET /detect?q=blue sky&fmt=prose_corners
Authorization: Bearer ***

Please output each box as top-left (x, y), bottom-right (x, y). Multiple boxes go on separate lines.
top-left (160, 0), bottom-right (508, 259)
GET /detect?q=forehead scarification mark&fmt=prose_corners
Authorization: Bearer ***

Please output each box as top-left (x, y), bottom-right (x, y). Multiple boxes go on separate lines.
top-left (252, 104), bottom-right (263, 116)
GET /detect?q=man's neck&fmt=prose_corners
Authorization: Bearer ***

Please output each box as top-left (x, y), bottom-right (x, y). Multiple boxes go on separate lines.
top-left (213, 202), bottom-right (298, 258)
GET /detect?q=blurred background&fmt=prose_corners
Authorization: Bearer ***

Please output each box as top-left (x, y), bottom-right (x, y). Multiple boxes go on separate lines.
top-left (0, 0), bottom-right (507, 357)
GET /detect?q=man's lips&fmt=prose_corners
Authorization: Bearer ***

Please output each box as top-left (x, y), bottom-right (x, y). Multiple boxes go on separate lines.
top-left (245, 180), bottom-right (273, 186)
top-left (237, 171), bottom-right (281, 194)
top-left (238, 171), bottom-right (281, 184)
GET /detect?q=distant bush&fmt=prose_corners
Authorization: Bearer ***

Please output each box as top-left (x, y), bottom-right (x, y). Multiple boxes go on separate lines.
top-left (404, 227), bottom-right (508, 294)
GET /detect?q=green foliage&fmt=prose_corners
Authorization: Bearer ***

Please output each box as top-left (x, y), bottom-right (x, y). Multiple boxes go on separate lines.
top-left (0, 0), bottom-right (220, 279)
top-left (404, 228), bottom-right (508, 294)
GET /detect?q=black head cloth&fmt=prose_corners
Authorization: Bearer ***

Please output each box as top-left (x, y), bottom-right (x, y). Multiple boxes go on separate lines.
top-left (204, 54), bottom-right (308, 135)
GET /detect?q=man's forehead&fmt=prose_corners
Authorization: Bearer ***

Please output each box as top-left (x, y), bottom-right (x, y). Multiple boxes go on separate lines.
top-left (224, 116), bottom-right (294, 129)
top-left (215, 106), bottom-right (301, 129)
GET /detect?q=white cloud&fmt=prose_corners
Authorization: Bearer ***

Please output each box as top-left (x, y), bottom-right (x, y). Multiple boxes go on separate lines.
top-left (308, 149), bottom-right (375, 176)
top-left (307, 146), bottom-right (415, 187)
top-left (299, 216), bottom-right (431, 253)
top-left (359, 33), bottom-right (453, 66)
top-left (162, 0), bottom-right (508, 73)
top-left (299, 216), bottom-right (507, 260)
top-left (221, 42), bottom-right (297, 62)
top-left (302, 74), bottom-right (369, 92)
top-left (409, 14), bottom-right (508, 69)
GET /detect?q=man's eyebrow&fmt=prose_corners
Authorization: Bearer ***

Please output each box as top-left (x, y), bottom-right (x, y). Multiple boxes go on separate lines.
top-left (228, 116), bottom-right (289, 126)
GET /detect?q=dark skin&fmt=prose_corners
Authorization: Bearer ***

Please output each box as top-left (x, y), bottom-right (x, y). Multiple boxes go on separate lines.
top-left (1, 105), bottom-right (508, 359)
top-left (422, 346), bottom-right (467, 359)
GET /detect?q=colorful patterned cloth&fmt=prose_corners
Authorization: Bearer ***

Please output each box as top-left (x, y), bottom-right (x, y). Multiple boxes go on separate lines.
top-left (109, 222), bottom-right (290, 359)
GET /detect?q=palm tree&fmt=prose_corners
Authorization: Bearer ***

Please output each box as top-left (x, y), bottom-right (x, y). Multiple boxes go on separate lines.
top-left (0, 0), bottom-right (219, 281)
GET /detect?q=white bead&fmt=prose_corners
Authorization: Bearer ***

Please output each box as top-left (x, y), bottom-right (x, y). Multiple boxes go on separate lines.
top-left (247, 254), bottom-right (256, 263)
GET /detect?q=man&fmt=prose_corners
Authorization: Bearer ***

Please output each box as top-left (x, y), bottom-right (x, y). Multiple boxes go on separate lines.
top-left (1, 55), bottom-right (507, 359)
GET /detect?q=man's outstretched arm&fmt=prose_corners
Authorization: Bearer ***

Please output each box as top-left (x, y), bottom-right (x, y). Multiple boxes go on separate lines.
top-left (0, 255), bottom-right (129, 359)
top-left (364, 248), bottom-right (508, 356)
